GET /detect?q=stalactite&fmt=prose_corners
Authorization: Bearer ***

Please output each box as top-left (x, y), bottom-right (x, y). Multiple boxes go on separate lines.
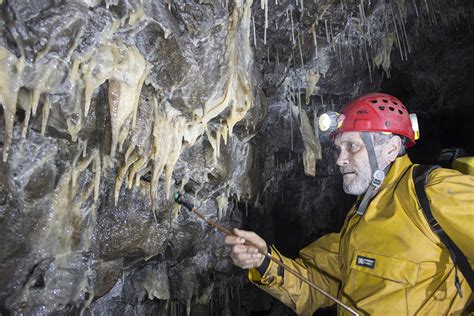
top-left (127, 153), bottom-right (148, 189)
top-left (93, 151), bottom-right (101, 201)
top-left (359, 0), bottom-right (371, 45)
top-left (115, 153), bottom-right (139, 205)
top-left (82, 139), bottom-right (88, 158)
top-left (216, 192), bottom-right (229, 220)
top-left (330, 19), bottom-right (336, 52)
top-left (424, 0), bottom-right (432, 24)
top-left (30, 60), bottom-right (56, 116)
top-left (390, 4), bottom-right (405, 61)
top-left (363, 40), bottom-right (373, 83)
top-left (297, 87), bottom-right (302, 109)
top-left (299, 107), bottom-right (320, 176)
top-left (373, 32), bottom-right (395, 77)
top-left (289, 102), bottom-right (294, 152)
top-left (263, 0), bottom-right (268, 45)
top-left (150, 96), bottom-right (170, 210)
top-left (337, 35), bottom-right (343, 66)
top-left (429, 0), bottom-right (438, 26)
top-left (297, 32), bottom-right (304, 67)
top-left (252, 14), bottom-right (257, 47)
top-left (311, 22), bottom-right (318, 59)
top-left (19, 89), bottom-right (31, 138)
top-left (324, 19), bottom-right (330, 45)
top-left (103, 44), bottom-right (148, 157)
top-left (290, 9), bottom-right (296, 45)
top-left (413, 0), bottom-right (420, 17)
top-left (305, 70), bottom-right (320, 105)
top-left (41, 94), bottom-right (51, 135)
top-left (397, 3), bottom-right (411, 54)
top-left (0, 47), bottom-right (25, 161)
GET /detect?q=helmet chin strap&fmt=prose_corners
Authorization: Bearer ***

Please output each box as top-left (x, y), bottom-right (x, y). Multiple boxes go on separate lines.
top-left (356, 132), bottom-right (386, 216)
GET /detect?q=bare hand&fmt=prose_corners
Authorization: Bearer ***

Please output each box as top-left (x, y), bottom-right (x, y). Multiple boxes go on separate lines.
top-left (225, 228), bottom-right (267, 269)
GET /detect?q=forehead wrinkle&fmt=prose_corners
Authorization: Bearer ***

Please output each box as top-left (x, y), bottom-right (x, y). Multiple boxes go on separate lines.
top-left (335, 132), bottom-right (364, 146)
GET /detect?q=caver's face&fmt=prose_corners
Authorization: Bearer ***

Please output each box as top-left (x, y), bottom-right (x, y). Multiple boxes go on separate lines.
top-left (334, 132), bottom-right (373, 195)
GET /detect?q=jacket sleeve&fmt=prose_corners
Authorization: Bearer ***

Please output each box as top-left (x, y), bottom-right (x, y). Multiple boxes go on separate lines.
top-left (248, 232), bottom-right (341, 315)
top-left (425, 168), bottom-right (474, 264)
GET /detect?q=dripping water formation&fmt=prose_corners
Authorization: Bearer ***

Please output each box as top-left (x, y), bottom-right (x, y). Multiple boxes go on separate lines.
top-left (0, 0), bottom-right (473, 315)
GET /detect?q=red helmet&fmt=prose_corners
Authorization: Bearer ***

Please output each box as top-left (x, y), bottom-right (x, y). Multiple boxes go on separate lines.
top-left (336, 93), bottom-right (418, 147)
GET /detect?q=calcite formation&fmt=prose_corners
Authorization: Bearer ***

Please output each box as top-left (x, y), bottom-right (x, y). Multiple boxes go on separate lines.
top-left (0, 0), bottom-right (260, 313)
top-left (0, 0), bottom-right (472, 314)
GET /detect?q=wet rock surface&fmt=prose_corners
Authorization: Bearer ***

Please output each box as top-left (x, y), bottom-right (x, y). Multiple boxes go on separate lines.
top-left (1, 0), bottom-right (473, 315)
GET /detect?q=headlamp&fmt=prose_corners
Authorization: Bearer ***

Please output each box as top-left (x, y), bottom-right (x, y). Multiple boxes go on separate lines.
top-left (409, 114), bottom-right (420, 140)
top-left (319, 111), bottom-right (342, 133)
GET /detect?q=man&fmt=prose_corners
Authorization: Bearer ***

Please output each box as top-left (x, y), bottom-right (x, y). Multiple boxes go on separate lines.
top-left (225, 93), bottom-right (474, 315)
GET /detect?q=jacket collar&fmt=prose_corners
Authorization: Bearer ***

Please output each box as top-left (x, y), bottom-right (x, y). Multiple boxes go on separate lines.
top-left (378, 154), bottom-right (413, 192)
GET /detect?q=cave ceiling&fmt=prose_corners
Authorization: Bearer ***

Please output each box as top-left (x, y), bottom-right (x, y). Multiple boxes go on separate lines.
top-left (0, 0), bottom-right (472, 314)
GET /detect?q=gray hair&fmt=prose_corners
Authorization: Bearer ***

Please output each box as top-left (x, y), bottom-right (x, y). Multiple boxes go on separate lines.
top-left (373, 133), bottom-right (407, 156)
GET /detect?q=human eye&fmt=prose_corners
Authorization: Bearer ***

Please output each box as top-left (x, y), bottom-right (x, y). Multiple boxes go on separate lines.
top-left (348, 143), bottom-right (361, 153)
top-left (332, 144), bottom-right (341, 159)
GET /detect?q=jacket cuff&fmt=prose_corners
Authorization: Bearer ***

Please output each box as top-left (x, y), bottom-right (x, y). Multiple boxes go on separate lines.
top-left (248, 242), bottom-right (271, 283)
top-left (248, 244), bottom-right (285, 286)
top-left (257, 243), bottom-right (271, 275)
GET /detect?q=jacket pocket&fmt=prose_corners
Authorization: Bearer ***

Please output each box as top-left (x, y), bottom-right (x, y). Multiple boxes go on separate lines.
top-left (345, 251), bottom-right (420, 315)
top-left (350, 250), bottom-right (419, 285)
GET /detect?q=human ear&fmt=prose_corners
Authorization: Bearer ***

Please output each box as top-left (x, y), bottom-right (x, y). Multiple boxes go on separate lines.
top-left (386, 136), bottom-right (402, 162)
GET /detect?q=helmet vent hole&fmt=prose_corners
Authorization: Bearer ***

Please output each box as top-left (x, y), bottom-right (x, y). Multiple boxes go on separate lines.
top-left (393, 101), bottom-right (398, 105)
top-left (389, 107), bottom-right (395, 111)
top-left (378, 106), bottom-right (385, 110)
top-left (398, 110), bottom-right (403, 114)
top-left (382, 99), bottom-right (389, 103)
top-left (370, 100), bottom-right (378, 104)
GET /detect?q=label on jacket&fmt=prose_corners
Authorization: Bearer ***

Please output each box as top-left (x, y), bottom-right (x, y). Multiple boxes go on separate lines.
top-left (356, 255), bottom-right (376, 269)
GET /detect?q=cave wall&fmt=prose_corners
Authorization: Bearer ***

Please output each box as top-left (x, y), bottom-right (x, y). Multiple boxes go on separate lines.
top-left (0, 0), bottom-right (472, 315)
top-left (1, 0), bottom-right (263, 314)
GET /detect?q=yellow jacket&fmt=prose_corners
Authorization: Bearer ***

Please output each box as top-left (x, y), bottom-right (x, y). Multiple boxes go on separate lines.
top-left (249, 155), bottom-right (474, 315)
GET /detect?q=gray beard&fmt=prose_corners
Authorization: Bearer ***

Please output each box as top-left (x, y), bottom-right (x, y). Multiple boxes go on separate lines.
top-left (342, 160), bottom-right (393, 196)
top-left (342, 171), bottom-right (372, 195)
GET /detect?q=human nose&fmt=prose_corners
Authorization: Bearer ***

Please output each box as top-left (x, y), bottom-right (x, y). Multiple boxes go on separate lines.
top-left (336, 149), bottom-right (348, 167)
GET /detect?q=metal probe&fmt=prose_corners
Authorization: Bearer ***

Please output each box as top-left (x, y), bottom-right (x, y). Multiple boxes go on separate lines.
top-left (173, 192), bottom-right (359, 316)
